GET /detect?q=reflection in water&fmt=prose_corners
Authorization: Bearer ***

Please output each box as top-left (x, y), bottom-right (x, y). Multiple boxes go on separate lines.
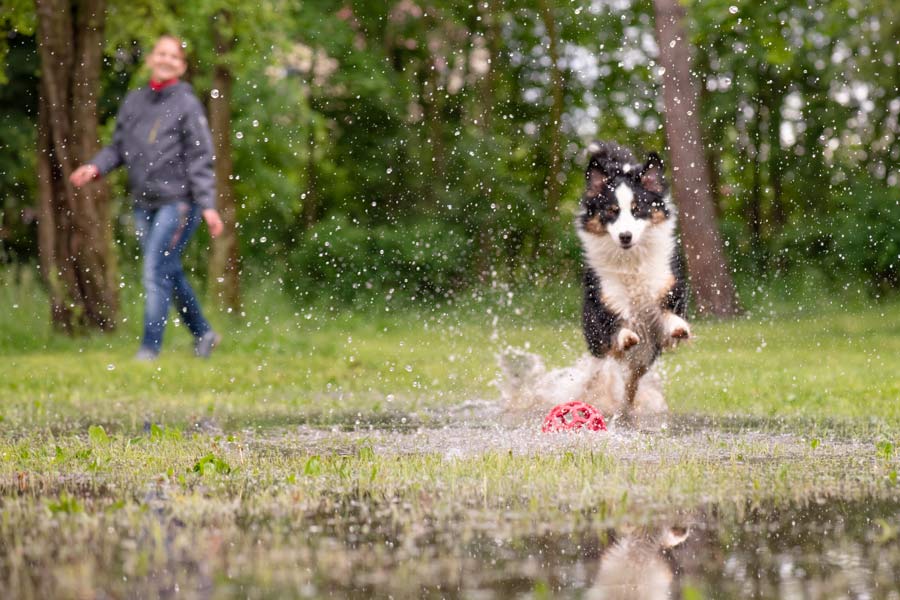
top-left (577, 497), bottom-right (900, 599)
top-left (587, 525), bottom-right (690, 600)
top-left (303, 495), bottom-right (900, 598)
top-left (588, 525), bottom-right (690, 599)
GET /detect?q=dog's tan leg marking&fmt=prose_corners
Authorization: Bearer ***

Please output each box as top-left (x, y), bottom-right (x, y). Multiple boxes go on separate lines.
top-left (616, 327), bottom-right (640, 352)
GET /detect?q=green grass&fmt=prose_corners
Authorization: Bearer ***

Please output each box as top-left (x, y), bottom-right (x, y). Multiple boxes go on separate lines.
top-left (3, 270), bottom-right (900, 431)
top-left (1, 273), bottom-right (899, 597)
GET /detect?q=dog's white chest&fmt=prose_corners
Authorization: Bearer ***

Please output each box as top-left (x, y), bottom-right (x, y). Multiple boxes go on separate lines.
top-left (580, 227), bottom-right (676, 322)
top-left (597, 261), bottom-right (671, 321)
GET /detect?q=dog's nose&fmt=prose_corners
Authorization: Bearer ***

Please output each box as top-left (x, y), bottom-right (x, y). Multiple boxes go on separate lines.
top-left (619, 232), bottom-right (632, 245)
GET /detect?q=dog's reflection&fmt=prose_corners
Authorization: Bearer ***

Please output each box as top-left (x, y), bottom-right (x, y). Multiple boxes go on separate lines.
top-left (587, 525), bottom-right (689, 599)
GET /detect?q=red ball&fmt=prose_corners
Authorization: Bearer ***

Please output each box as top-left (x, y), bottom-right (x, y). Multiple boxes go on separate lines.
top-left (542, 401), bottom-right (607, 433)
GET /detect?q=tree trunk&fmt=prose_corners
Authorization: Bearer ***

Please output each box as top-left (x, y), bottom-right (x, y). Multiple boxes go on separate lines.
top-left (747, 96), bottom-right (764, 272)
top-left (207, 13), bottom-right (241, 312)
top-left (652, 0), bottom-right (740, 316)
top-left (538, 0), bottom-right (564, 218)
top-left (475, 0), bottom-right (502, 130)
top-left (35, 0), bottom-right (118, 332)
top-left (767, 90), bottom-right (787, 231)
top-left (301, 91), bottom-right (320, 229)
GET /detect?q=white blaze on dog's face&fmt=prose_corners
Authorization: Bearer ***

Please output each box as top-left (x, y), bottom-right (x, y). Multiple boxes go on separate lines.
top-left (578, 150), bottom-right (671, 251)
top-left (607, 183), bottom-right (648, 249)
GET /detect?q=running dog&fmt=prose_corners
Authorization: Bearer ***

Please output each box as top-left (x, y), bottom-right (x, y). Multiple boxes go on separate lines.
top-left (576, 141), bottom-right (690, 414)
top-left (496, 142), bottom-right (689, 424)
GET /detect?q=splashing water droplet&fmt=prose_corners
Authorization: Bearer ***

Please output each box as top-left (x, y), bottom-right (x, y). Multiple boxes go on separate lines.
top-left (210, 89), bottom-right (220, 99)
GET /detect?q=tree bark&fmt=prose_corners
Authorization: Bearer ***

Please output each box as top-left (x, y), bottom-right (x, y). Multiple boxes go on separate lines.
top-left (35, 0), bottom-right (118, 332)
top-left (207, 12), bottom-right (242, 312)
top-left (652, 0), bottom-right (740, 316)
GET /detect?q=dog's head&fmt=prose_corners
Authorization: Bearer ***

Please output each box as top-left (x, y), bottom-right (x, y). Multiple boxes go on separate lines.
top-left (577, 141), bottom-right (672, 250)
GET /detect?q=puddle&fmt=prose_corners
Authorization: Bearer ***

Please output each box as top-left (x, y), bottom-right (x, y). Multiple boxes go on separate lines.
top-left (218, 413), bottom-right (899, 597)
top-left (247, 416), bottom-right (873, 465)
top-left (268, 495), bottom-right (900, 598)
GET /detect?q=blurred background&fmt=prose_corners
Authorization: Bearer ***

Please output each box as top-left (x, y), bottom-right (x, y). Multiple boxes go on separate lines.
top-left (1, 0), bottom-right (898, 334)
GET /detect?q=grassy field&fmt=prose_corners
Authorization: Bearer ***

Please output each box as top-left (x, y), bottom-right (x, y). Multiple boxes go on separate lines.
top-left (2, 276), bottom-right (899, 598)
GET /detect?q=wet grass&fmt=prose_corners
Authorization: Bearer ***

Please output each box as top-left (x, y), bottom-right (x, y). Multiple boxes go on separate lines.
top-left (2, 277), bottom-right (900, 597)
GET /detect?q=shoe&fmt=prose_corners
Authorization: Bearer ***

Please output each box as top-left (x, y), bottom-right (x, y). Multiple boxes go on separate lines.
top-left (194, 331), bottom-right (221, 358)
top-left (135, 348), bottom-right (159, 361)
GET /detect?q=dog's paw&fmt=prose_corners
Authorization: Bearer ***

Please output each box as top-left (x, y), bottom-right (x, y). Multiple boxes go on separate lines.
top-left (616, 328), bottom-right (641, 351)
top-left (665, 315), bottom-right (691, 342)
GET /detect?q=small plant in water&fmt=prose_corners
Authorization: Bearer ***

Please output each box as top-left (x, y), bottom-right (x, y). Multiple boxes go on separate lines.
top-left (88, 425), bottom-right (110, 445)
top-left (876, 441), bottom-right (895, 460)
top-left (47, 493), bottom-right (82, 515)
top-left (192, 454), bottom-right (232, 475)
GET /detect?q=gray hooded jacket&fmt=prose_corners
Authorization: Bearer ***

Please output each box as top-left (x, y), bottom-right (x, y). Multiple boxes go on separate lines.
top-left (91, 81), bottom-right (216, 210)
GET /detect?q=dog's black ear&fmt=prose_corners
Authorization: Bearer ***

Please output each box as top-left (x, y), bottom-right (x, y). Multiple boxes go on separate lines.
top-left (585, 142), bottom-right (615, 195)
top-left (640, 152), bottom-right (666, 193)
top-left (585, 163), bottom-right (609, 196)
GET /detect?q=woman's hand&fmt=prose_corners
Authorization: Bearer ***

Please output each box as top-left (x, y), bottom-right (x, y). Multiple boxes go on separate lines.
top-left (69, 164), bottom-right (99, 187)
top-left (202, 208), bottom-right (224, 238)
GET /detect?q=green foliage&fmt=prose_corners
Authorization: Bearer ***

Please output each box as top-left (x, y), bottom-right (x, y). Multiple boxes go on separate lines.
top-left (286, 215), bottom-right (474, 303)
top-left (150, 423), bottom-right (182, 442)
top-left (88, 425), bottom-right (110, 446)
top-left (877, 441), bottom-right (895, 461)
top-left (46, 493), bottom-right (83, 515)
top-left (192, 453), bottom-right (232, 475)
top-left (3, 0), bottom-right (900, 304)
top-left (692, 0), bottom-right (900, 293)
top-left (0, 0), bottom-right (34, 85)
top-left (303, 455), bottom-right (322, 476)
top-left (777, 179), bottom-right (900, 294)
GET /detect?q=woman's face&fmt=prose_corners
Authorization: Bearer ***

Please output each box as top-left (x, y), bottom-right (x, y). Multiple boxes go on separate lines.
top-left (147, 38), bottom-right (186, 82)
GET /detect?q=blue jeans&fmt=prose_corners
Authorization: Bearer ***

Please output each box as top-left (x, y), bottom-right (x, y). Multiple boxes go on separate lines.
top-left (134, 201), bottom-right (211, 354)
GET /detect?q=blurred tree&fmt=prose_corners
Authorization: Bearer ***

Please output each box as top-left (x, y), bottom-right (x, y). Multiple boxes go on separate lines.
top-left (207, 9), bottom-right (241, 312)
top-left (4, 0), bottom-right (899, 311)
top-left (34, 0), bottom-right (118, 332)
top-left (537, 0), bottom-right (564, 220)
top-left (653, 0), bottom-right (740, 315)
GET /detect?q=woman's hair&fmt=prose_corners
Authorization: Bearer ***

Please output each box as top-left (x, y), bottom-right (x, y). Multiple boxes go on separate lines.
top-left (154, 34), bottom-right (187, 60)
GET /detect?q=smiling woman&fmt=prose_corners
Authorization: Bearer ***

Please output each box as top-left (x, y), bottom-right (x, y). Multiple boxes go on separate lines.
top-left (69, 35), bottom-right (224, 361)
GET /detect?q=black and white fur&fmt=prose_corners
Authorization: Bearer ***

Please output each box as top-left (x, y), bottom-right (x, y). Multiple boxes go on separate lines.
top-left (576, 141), bottom-right (690, 408)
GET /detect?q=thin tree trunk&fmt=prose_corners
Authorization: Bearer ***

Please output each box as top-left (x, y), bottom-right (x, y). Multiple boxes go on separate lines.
top-left (538, 0), bottom-right (564, 218)
top-left (35, 0), bottom-right (118, 332)
top-left (417, 59), bottom-right (444, 210)
top-left (749, 137), bottom-right (764, 270)
top-left (652, 0), bottom-right (740, 316)
top-left (208, 12), bottom-right (241, 312)
top-left (302, 92), bottom-right (320, 228)
top-left (767, 91), bottom-right (787, 231)
top-left (476, 0), bottom-right (502, 130)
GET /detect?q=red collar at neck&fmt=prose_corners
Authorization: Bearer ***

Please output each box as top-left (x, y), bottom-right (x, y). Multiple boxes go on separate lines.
top-left (149, 78), bottom-right (179, 92)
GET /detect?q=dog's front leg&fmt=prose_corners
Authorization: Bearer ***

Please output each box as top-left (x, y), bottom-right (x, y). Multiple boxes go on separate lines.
top-left (662, 312), bottom-right (691, 345)
top-left (614, 327), bottom-right (641, 354)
